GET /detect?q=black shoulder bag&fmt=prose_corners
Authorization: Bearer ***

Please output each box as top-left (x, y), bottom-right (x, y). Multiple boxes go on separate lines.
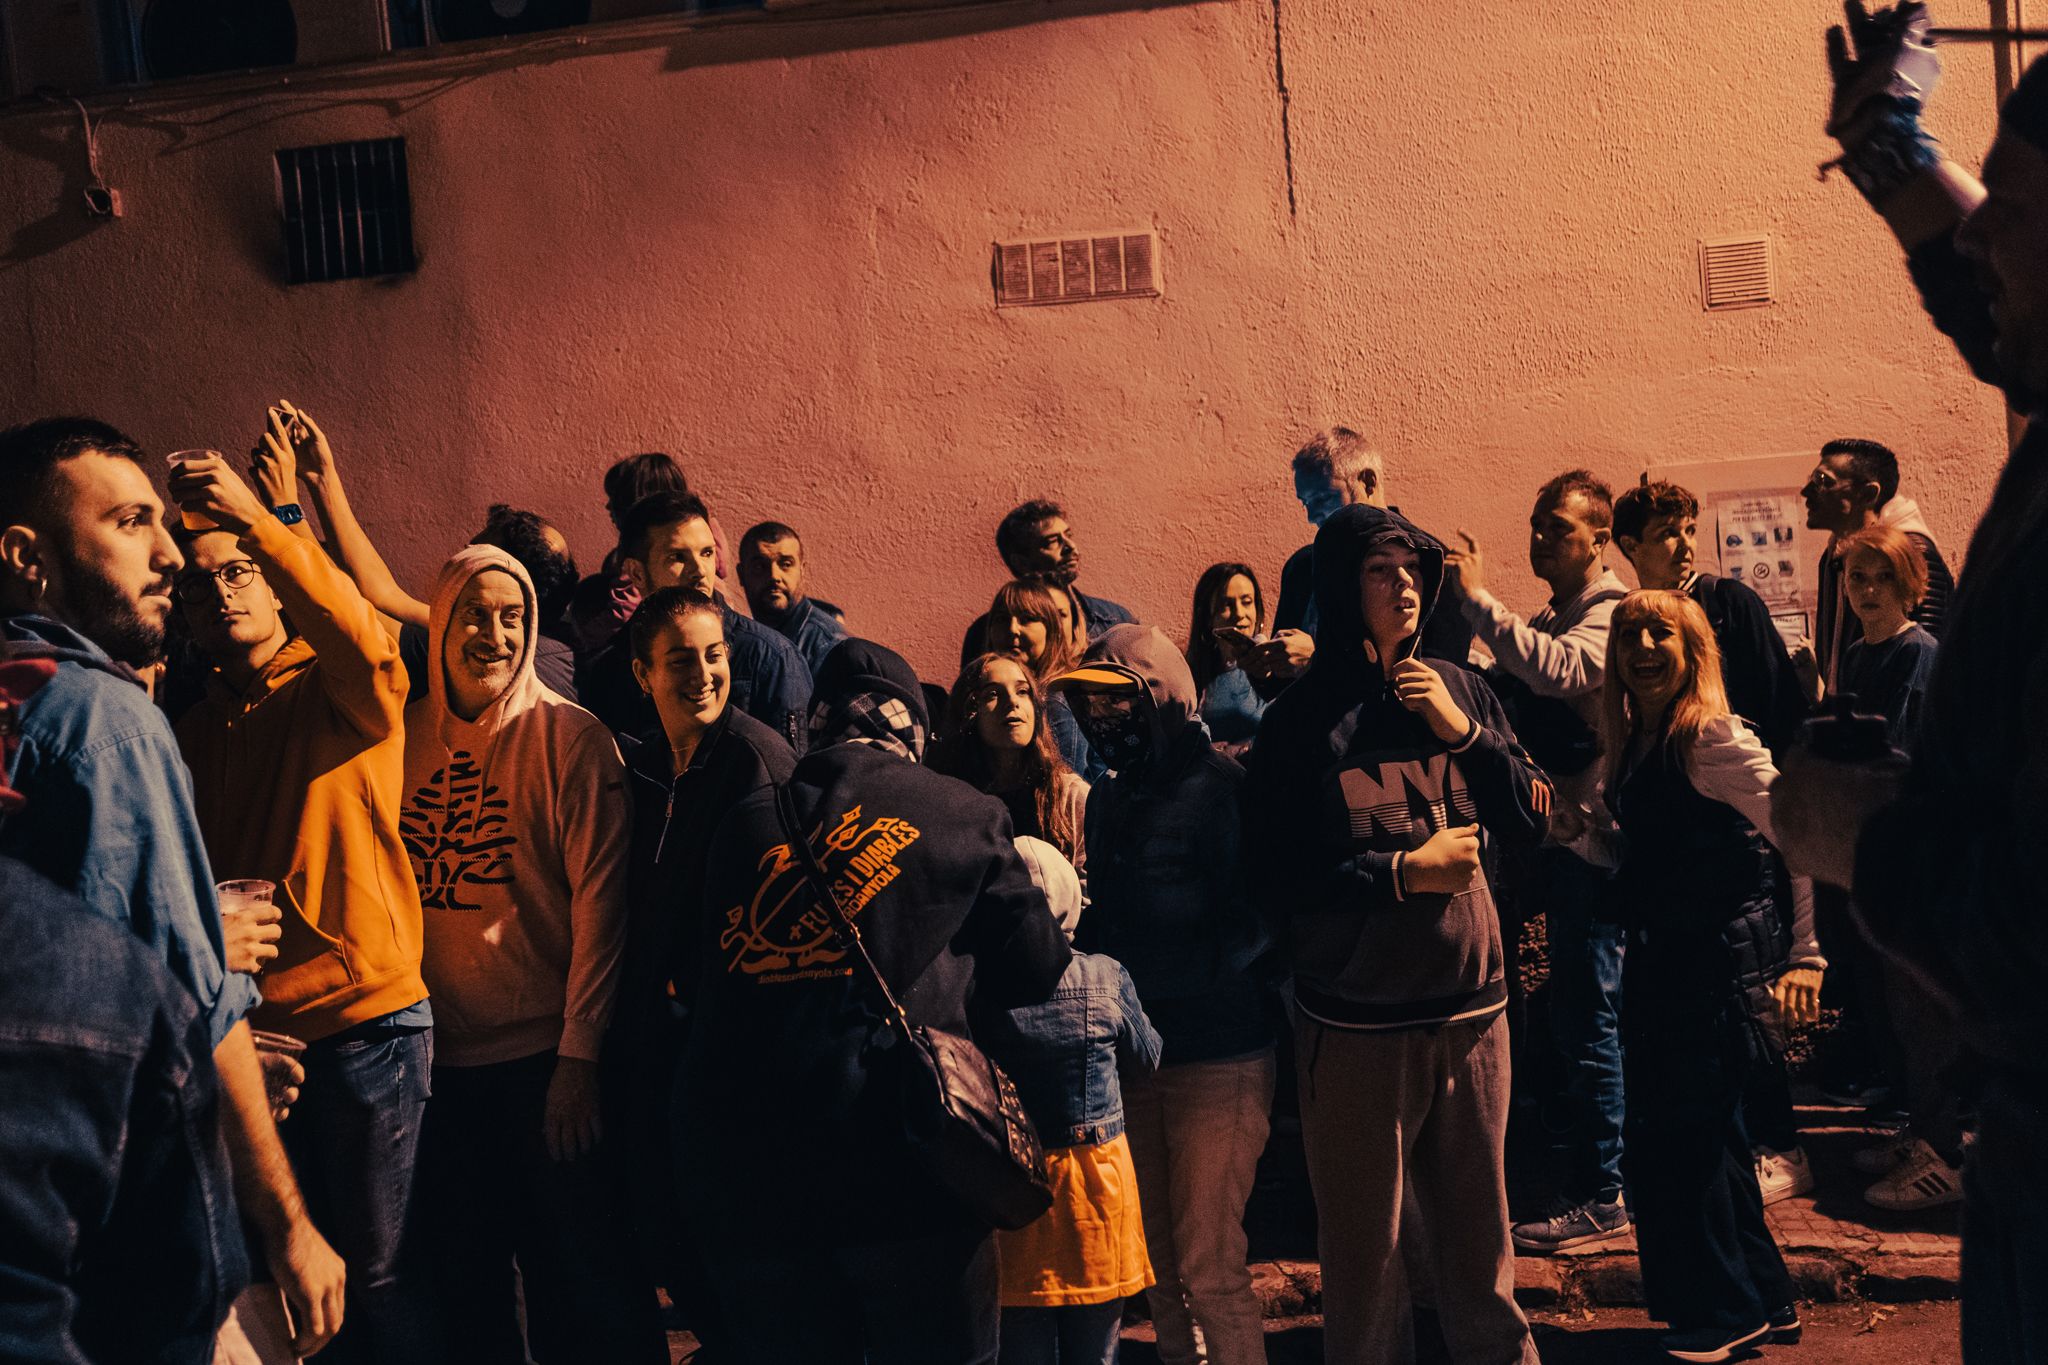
top-left (772, 784), bottom-right (1053, 1230)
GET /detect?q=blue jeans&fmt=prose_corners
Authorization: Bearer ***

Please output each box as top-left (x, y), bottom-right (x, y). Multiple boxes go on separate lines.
top-left (999, 1302), bottom-right (1124, 1364)
top-left (277, 1019), bottom-right (434, 1365)
top-left (1536, 847), bottom-right (1626, 1203)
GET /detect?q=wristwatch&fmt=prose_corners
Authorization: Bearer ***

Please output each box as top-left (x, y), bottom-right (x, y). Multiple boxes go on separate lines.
top-left (271, 503), bottom-right (306, 526)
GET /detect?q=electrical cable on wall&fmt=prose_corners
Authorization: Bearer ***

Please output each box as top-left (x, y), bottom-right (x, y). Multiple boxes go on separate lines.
top-left (34, 89), bottom-right (122, 218)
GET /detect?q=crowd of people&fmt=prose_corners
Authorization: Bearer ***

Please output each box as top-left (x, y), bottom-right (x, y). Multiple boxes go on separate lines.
top-left (1, 6), bottom-right (2044, 1365)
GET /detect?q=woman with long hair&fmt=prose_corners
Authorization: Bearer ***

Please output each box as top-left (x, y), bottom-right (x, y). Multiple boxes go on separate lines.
top-left (1601, 590), bottom-right (1798, 1362)
top-left (1184, 562), bottom-right (1268, 759)
top-left (932, 652), bottom-right (1090, 877)
top-left (983, 579), bottom-right (1099, 778)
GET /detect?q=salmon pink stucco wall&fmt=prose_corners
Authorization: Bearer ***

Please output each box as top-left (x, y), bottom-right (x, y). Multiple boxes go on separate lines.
top-left (0, 0), bottom-right (2016, 678)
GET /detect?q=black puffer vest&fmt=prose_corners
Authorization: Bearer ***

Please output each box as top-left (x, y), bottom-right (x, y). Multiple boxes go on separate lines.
top-left (1609, 743), bottom-right (1792, 1049)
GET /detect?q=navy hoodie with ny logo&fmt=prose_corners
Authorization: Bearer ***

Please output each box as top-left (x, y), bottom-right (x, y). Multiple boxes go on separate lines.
top-left (1243, 505), bottom-right (1552, 1030)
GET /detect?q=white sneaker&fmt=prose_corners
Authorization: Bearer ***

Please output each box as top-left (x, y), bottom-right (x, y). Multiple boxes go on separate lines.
top-left (1850, 1131), bottom-right (1918, 1176)
top-left (1755, 1147), bottom-right (1816, 1206)
top-left (1864, 1139), bottom-right (1963, 1211)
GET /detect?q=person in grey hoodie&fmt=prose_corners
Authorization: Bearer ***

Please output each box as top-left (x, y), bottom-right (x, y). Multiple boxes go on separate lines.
top-left (1246, 504), bottom-right (1551, 1365)
top-left (1050, 624), bottom-right (1273, 1365)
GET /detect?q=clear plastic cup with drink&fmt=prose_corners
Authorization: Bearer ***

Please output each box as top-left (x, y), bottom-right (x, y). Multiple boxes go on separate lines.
top-left (217, 877), bottom-right (276, 921)
top-left (166, 449), bottom-right (220, 531)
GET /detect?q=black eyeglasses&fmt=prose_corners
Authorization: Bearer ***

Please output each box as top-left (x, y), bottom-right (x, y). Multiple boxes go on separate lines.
top-left (173, 560), bottom-right (262, 605)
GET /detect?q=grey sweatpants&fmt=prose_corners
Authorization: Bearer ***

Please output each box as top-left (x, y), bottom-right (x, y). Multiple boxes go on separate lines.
top-left (1294, 1009), bottom-right (1538, 1365)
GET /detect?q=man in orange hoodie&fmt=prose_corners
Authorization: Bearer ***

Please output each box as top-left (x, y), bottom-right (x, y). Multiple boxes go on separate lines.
top-left (171, 432), bottom-right (434, 1365)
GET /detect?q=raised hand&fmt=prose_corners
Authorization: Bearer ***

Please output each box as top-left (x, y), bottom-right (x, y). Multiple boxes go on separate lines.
top-left (277, 400), bottom-right (338, 486)
top-left (167, 452), bottom-right (271, 536)
top-left (1443, 529), bottom-right (1485, 600)
top-left (1826, 0), bottom-right (1940, 138)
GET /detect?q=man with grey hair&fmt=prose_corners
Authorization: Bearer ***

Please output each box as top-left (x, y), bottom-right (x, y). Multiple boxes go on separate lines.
top-left (1259, 427), bottom-right (1471, 692)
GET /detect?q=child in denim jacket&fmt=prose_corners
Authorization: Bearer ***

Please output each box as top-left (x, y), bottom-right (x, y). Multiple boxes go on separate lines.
top-left (982, 837), bottom-right (1161, 1364)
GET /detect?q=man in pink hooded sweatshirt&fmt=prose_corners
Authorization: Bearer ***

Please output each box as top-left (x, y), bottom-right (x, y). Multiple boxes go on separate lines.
top-left (398, 545), bottom-right (662, 1364)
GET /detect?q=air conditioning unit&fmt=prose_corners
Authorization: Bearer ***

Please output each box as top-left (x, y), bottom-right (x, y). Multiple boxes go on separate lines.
top-left (429, 0), bottom-right (590, 43)
top-left (2, 0), bottom-right (387, 96)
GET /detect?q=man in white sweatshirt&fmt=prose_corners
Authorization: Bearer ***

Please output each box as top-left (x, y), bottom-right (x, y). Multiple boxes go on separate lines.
top-left (1444, 470), bottom-right (1633, 1253)
top-left (399, 546), bottom-right (662, 1365)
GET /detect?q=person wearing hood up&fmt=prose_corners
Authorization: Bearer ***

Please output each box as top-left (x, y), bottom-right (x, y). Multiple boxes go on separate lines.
top-left (679, 638), bottom-right (1070, 1365)
top-left (1244, 504), bottom-right (1552, 1365)
top-left (1795, 437), bottom-right (1953, 697)
top-left (398, 547), bottom-right (662, 1365)
top-left (1049, 623), bottom-right (1274, 1365)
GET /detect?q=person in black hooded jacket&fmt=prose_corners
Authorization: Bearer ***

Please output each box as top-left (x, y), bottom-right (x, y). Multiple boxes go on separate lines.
top-left (1244, 504), bottom-right (1550, 1365)
top-left (677, 637), bottom-right (1070, 1365)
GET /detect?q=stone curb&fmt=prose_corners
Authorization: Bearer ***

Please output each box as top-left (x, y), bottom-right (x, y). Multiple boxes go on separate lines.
top-left (1245, 1246), bottom-right (1960, 1319)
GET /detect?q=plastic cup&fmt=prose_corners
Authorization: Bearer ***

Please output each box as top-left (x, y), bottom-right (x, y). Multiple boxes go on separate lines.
top-left (250, 1029), bottom-right (309, 1113)
top-left (166, 449), bottom-right (219, 531)
top-left (216, 878), bottom-right (276, 921)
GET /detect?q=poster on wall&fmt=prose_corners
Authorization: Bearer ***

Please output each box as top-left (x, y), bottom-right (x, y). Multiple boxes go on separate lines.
top-left (1710, 491), bottom-right (1808, 649)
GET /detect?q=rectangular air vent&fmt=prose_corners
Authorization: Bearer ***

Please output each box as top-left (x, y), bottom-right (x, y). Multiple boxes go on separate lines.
top-left (1699, 235), bottom-right (1774, 311)
top-left (994, 230), bottom-right (1161, 307)
top-left (275, 138), bottom-right (416, 286)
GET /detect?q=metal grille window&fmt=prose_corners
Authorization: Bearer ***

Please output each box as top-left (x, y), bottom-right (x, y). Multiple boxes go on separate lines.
top-left (275, 138), bottom-right (417, 285)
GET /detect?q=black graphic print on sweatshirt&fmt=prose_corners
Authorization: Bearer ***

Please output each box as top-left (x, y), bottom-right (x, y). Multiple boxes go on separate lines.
top-left (400, 750), bottom-right (516, 911)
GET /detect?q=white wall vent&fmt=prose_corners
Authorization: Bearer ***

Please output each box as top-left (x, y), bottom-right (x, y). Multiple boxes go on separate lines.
top-left (1699, 235), bottom-right (1775, 312)
top-left (994, 230), bottom-right (1161, 308)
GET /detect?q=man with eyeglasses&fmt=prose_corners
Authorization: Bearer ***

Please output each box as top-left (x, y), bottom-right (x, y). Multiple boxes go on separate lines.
top-left (169, 433), bottom-right (438, 1365)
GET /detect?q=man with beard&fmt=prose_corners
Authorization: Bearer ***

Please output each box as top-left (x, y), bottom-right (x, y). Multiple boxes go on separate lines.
top-left (958, 499), bottom-right (1136, 667)
top-left (735, 519), bottom-right (848, 677)
top-left (1773, 8), bottom-right (2048, 1359)
top-left (0, 417), bottom-right (347, 1358)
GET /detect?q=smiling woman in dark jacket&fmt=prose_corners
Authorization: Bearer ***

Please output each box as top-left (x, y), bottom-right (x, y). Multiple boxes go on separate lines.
top-left (1601, 590), bottom-right (1797, 1363)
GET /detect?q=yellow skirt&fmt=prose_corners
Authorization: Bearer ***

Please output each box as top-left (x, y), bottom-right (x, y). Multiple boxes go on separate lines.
top-left (996, 1132), bottom-right (1155, 1308)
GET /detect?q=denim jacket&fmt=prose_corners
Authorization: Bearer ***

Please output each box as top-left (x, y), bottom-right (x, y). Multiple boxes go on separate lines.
top-left (0, 856), bottom-right (247, 1364)
top-left (0, 617), bottom-right (258, 1050)
top-left (979, 950), bottom-right (1161, 1148)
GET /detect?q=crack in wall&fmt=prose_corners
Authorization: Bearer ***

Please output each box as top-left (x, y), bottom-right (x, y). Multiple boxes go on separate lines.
top-left (1270, 0), bottom-right (1297, 217)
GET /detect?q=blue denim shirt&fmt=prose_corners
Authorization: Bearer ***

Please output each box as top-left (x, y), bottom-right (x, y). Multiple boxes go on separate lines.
top-left (764, 597), bottom-right (849, 680)
top-left (0, 616), bottom-right (258, 1051)
top-left (0, 855), bottom-right (247, 1365)
top-left (979, 950), bottom-right (1161, 1148)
